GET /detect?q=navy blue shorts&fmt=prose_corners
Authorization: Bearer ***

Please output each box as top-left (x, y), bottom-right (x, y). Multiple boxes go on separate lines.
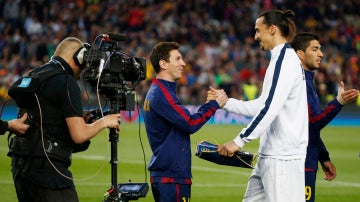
top-left (150, 177), bottom-right (191, 202)
top-left (305, 169), bottom-right (317, 202)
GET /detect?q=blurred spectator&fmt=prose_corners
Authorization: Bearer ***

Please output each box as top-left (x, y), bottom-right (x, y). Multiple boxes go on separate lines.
top-left (0, 0), bottom-right (359, 108)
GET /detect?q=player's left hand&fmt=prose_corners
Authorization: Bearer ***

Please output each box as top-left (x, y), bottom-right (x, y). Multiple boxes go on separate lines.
top-left (322, 160), bottom-right (336, 181)
top-left (337, 81), bottom-right (359, 105)
top-left (8, 113), bottom-right (30, 134)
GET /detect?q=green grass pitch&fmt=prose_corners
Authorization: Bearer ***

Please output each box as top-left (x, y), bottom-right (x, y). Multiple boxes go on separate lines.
top-left (0, 123), bottom-right (359, 202)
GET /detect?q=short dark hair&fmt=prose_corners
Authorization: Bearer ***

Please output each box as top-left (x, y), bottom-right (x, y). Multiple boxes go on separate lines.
top-left (291, 32), bottom-right (320, 52)
top-left (259, 9), bottom-right (296, 42)
top-left (149, 42), bottom-right (180, 73)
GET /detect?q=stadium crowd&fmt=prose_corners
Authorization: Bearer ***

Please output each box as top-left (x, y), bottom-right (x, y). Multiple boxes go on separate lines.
top-left (1, 0), bottom-right (359, 107)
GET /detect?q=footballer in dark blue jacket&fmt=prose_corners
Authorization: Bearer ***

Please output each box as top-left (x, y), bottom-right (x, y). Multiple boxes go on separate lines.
top-left (292, 32), bottom-right (359, 202)
top-left (144, 42), bottom-right (228, 202)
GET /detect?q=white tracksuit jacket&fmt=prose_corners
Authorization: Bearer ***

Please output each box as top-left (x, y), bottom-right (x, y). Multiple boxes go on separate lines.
top-left (224, 43), bottom-right (308, 159)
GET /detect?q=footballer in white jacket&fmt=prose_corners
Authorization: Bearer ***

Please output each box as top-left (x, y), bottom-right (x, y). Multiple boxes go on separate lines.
top-left (224, 43), bottom-right (308, 158)
top-left (216, 10), bottom-right (309, 202)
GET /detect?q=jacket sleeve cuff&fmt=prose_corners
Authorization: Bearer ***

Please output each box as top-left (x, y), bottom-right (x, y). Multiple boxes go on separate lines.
top-left (319, 149), bottom-right (331, 166)
top-left (333, 98), bottom-right (344, 108)
top-left (0, 120), bottom-right (8, 135)
top-left (223, 98), bottom-right (237, 111)
top-left (208, 100), bottom-right (220, 109)
top-left (233, 135), bottom-right (246, 148)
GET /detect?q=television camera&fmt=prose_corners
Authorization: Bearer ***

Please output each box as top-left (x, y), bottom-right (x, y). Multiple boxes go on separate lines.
top-left (81, 33), bottom-right (149, 202)
top-left (82, 33), bottom-right (146, 111)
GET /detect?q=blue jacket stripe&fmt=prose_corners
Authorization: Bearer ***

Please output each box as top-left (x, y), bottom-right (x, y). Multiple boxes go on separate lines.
top-left (240, 44), bottom-right (290, 138)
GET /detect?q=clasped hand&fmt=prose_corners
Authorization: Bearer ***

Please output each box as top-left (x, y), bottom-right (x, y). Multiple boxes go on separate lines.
top-left (206, 86), bottom-right (228, 107)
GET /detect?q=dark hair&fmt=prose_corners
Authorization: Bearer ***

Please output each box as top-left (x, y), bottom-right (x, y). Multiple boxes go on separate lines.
top-left (149, 42), bottom-right (180, 73)
top-left (259, 9), bottom-right (296, 41)
top-left (291, 32), bottom-right (319, 52)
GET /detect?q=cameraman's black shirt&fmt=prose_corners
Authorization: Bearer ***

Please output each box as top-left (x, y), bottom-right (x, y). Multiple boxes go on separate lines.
top-left (12, 56), bottom-right (83, 189)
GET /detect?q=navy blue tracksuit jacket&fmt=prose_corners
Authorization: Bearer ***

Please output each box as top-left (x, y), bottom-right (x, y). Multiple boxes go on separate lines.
top-left (143, 78), bottom-right (219, 180)
top-left (305, 70), bottom-right (343, 170)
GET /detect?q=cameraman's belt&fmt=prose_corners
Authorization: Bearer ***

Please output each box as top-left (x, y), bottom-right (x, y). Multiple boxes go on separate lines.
top-left (150, 177), bottom-right (192, 185)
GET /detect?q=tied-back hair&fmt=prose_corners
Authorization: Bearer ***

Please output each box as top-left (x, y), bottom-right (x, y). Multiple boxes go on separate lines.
top-left (259, 9), bottom-right (296, 42)
top-left (291, 32), bottom-right (319, 52)
top-left (149, 41), bottom-right (179, 73)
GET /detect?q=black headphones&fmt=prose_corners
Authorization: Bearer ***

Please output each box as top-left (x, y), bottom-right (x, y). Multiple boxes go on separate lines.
top-left (73, 43), bottom-right (91, 69)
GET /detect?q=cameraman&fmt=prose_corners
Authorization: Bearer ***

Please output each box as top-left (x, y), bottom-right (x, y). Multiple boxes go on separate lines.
top-left (9, 37), bottom-right (121, 202)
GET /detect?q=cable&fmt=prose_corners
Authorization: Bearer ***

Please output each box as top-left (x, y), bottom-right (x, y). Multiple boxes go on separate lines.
top-left (96, 64), bottom-right (110, 132)
top-left (35, 93), bottom-right (108, 182)
top-left (135, 94), bottom-right (148, 183)
top-left (31, 63), bottom-right (110, 182)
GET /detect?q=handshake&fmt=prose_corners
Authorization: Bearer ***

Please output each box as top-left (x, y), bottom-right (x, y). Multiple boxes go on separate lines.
top-left (206, 87), bottom-right (228, 108)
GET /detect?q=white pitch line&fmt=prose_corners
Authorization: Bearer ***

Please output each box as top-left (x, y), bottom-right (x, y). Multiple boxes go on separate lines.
top-left (73, 155), bottom-right (250, 176)
top-left (1, 180), bottom-right (359, 189)
top-left (317, 180), bottom-right (360, 188)
top-left (2, 154), bottom-right (358, 188)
